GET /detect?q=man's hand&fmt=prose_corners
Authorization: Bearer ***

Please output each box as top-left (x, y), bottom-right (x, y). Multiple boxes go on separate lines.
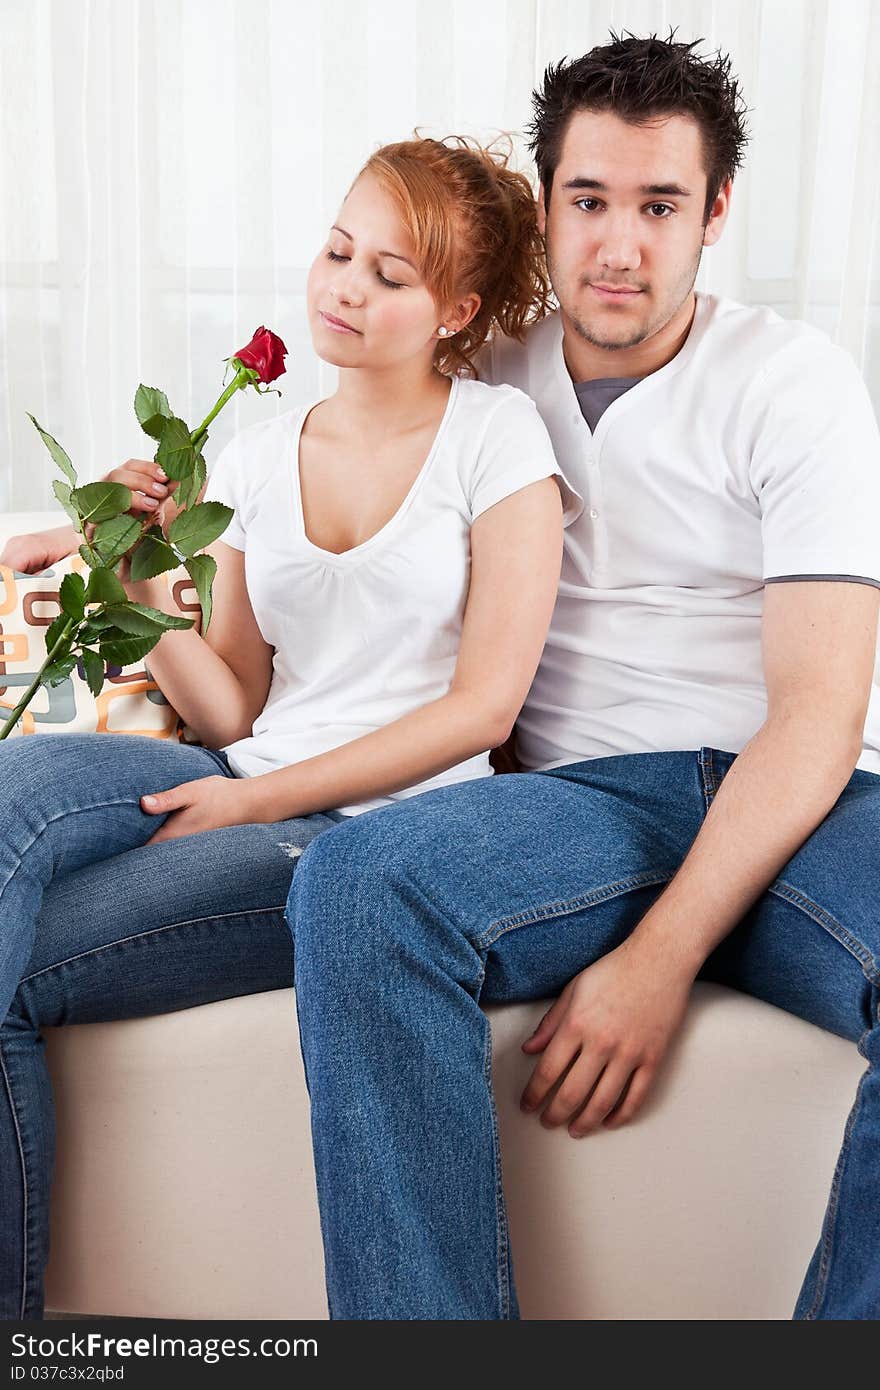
top-left (519, 937), bottom-right (694, 1137)
top-left (141, 774), bottom-right (264, 844)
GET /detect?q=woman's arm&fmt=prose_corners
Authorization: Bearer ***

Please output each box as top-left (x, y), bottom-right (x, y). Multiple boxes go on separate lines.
top-left (144, 477), bottom-right (564, 839)
top-left (124, 540), bottom-right (273, 749)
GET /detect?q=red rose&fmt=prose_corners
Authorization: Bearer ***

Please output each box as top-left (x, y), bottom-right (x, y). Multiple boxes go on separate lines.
top-left (233, 326), bottom-right (288, 384)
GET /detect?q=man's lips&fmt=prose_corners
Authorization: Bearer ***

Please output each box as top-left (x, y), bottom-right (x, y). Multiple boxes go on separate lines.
top-left (589, 284), bottom-right (643, 302)
top-left (319, 310), bottom-right (361, 334)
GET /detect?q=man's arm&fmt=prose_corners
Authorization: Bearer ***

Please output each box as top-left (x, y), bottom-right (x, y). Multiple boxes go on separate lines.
top-left (520, 578), bottom-right (880, 1137)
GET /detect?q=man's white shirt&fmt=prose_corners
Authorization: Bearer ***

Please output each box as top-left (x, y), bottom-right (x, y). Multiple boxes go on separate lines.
top-left (481, 292), bottom-right (880, 774)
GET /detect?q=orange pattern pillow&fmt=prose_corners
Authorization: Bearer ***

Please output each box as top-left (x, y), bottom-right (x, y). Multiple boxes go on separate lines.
top-left (0, 551), bottom-right (201, 741)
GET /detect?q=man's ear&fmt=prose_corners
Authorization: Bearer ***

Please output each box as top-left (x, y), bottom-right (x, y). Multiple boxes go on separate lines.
top-left (703, 177), bottom-right (733, 248)
top-left (537, 182), bottom-right (547, 237)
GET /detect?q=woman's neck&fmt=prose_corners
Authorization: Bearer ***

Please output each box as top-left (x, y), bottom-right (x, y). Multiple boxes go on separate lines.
top-left (328, 362), bottom-right (451, 436)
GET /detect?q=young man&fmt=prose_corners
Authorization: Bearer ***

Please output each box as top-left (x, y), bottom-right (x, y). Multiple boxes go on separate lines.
top-left (287, 34), bottom-right (880, 1320)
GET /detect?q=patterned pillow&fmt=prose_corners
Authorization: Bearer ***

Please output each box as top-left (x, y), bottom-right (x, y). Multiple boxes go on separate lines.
top-left (0, 551), bottom-right (201, 741)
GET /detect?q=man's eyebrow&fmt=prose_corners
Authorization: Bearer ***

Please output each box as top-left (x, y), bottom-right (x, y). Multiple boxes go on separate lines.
top-left (331, 225), bottom-right (416, 269)
top-left (561, 177), bottom-right (692, 197)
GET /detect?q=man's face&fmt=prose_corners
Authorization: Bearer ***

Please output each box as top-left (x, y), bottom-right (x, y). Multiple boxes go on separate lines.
top-left (540, 108), bottom-right (728, 355)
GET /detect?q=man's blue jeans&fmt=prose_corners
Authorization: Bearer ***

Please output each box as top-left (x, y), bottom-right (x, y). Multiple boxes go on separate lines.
top-left (288, 748), bottom-right (880, 1320)
top-left (0, 734), bottom-right (344, 1320)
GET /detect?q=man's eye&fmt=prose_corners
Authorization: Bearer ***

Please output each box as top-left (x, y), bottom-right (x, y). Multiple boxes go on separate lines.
top-left (575, 198), bottom-right (599, 212)
top-left (648, 204), bottom-right (674, 217)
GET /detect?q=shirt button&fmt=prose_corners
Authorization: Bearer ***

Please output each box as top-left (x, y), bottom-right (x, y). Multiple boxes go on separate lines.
top-left (589, 507), bottom-right (599, 519)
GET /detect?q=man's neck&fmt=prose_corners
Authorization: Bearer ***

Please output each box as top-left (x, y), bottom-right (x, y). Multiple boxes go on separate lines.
top-left (560, 290), bottom-right (698, 384)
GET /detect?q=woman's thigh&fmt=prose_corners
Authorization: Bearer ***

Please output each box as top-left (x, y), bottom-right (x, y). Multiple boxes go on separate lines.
top-left (15, 811), bottom-right (344, 1027)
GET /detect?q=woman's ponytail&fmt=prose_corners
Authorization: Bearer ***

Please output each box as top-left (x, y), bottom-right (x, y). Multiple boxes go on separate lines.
top-left (363, 134), bottom-right (553, 376)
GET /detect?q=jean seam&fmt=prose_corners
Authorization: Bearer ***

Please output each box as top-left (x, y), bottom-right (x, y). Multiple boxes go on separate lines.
top-left (482, 1008), bottom-right (510, 1319)
top-left (0, 799), bottom-right (145, 900)
top-left (0, 1043), bottom-right (28, 1318)
top-left (697, 747), bottom-right (717, 811)
top-left (768, 880), bottom-right (880, 986)
top-left (475, 872), bottom-right (673, 951)
top-left (801, 1058), bottom-right (869, 1319)
top-left (19, 904), bottom-right (288, 986)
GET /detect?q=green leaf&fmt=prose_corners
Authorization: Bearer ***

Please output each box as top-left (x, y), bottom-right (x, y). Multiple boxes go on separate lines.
top-left (70, 481), bottom-right (132, 526)
top-left (184, 552), bottom-right (217, 633)
top-left (28, 413), bottom-right (77, 486)
top-left (129, 531), bottom-right (180, 581)
top-left (91, 515), bottom-right (142, 567)
top-left (155, 416), bottom-right (196, 481)
top-left (45, 613), bottom-right (71, 655)
top-left (79, 647), bottom-right (106, 697)
top-left (43, 654), bottom-right (78, 687)
top-left (59, 572), bottom-right (86, 621)
top-left (168, 501), bottom-right (232, 558)
top-left (99, 631), bottom-right (162, 666)
top-left (172, 452), bottom-right (207, 511)
top-left (78, 543), bottom-right (102, 570)
top-left (84, 567), bottom-right (128, 606)
top-left (134, 385), bottom-right (173, 440)
top-left (100, 602), bottom-right (192, 636)
top-left (79, 616), bottom-right (114, 643)
top-left (52, 479), bottom-right (81, 527)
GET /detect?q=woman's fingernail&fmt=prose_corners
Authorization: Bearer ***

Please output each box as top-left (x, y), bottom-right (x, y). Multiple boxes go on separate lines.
top-left (151, 482), bottom-right (167, 496)
top-left (142, 795), bottom-right (157, 807)
top-left (156, 467), bottom-right (168, 480)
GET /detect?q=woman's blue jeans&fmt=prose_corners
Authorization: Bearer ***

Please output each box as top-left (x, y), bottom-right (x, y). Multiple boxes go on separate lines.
top-left (0, 733), bottom-right (343, 1320)
top-left (288, 748), bottom-right (880, 1321)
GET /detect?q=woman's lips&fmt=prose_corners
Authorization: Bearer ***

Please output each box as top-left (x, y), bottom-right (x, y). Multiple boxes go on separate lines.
top-left (590, 284), bottom-right (642, 302)
top-left (319, 310), bottom-right (361, 334)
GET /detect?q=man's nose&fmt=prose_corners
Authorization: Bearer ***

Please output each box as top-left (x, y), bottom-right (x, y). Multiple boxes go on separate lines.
top-left (596, 217), bottom-right (642, 271)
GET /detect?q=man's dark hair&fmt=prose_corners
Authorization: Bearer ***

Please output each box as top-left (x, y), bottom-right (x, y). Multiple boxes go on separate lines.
top-left (527, 28), bottom-right (751, 225)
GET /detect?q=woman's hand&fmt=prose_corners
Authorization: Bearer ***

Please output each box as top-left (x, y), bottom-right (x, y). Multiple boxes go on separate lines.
top-left (519, 936), bottom-right (694, 1137)
top-left (106, 458), bottom-right (172, 523)
top-left (141, 774), bottom-right (265, 844)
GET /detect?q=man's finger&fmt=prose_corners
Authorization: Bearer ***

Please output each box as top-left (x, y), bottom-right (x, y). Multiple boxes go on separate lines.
top-left (520, 1030), bottom-right (580, 1113)
top-left (521, 993), bottom-right (567, 1053)
top-left (601, 1066), bottom-right (655, 1130)
top-left (539, 1048), bottom-right (609, 1128)
top-left (568, 1058), bottom-right (636, 1137)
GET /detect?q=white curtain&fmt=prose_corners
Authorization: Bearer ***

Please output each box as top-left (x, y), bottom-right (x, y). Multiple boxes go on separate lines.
top-left (1, 0), bottom-right (878, 510)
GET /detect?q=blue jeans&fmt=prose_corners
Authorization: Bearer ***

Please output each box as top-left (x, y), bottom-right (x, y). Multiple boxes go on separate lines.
top-left (0, 733), bottom-right (343, 1320)
top-left (288, 748), bottom-right (880, 1320)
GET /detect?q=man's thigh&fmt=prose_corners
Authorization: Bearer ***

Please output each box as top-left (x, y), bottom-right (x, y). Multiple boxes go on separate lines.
top-left (702, 767), bottom-right (880, 1043)
top-left (18, 813), bottom-right (343, 1027)
top-left (294, 752), bottom-right (708, 1004)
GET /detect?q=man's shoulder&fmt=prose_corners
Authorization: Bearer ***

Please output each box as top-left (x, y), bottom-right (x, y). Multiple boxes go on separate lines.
top-left (696, 294), bottom-right (849, 386)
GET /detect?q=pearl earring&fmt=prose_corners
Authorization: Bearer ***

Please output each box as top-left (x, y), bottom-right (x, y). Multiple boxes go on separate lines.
top-left (438, 326), bottom-right (452, 337)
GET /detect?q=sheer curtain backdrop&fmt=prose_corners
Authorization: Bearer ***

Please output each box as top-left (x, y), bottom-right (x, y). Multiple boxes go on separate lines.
top-left (0, 0), bottom-right (878, 510)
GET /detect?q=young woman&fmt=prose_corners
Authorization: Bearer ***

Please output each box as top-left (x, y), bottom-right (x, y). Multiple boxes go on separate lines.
top-left (0, 136), bottom-right (580, 1317)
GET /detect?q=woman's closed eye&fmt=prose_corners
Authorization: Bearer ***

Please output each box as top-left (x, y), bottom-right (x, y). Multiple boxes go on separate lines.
top-left (325, 249), bottom-right (405, 290)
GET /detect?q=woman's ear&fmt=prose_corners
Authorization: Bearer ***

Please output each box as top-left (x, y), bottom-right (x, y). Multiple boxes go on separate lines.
top-left (444, 292), bottom-right (482, 336)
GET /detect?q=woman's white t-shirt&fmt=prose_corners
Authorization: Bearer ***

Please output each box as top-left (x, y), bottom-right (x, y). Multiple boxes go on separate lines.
top-left (203, 376), bottom-right (581, 814)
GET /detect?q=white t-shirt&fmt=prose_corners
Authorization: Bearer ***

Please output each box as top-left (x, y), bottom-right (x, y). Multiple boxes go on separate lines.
top-left (481, 294), bottom-right (880, 774)
top-left (203, 375), bottom-right (581, 813)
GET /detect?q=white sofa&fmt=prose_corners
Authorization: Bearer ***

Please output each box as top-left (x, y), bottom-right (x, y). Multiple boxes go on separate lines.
top-left (42, 987), bottom-right (863, 1320)
top-left (1, 509), bottom-right (867, 1319)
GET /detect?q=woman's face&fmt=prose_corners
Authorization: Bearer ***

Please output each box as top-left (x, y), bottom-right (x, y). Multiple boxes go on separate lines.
top-left (307, 171), bottom-right (444, 372)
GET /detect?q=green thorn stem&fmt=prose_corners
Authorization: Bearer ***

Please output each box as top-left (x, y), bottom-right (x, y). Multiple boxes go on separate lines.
top-left (190, 364), bottom-right (251, 451)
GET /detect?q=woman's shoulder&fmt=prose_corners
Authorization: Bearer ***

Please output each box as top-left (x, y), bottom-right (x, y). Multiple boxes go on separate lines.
top-left (452, 375), bottom-right (545, 426)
